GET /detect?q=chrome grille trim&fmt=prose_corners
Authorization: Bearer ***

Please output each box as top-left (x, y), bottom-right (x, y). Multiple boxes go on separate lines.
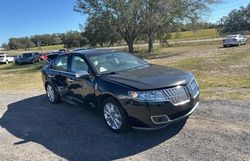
top-left (162, 86), bottom-right (190, 106)
top-left (187, 79), bottom-right (199, 98)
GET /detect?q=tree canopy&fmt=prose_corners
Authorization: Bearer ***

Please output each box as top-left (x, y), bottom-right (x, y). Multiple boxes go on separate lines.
top-left (2, 31), bottom-right (88, 50)
top-left (218, 3), bottom-right (250, 33)
top-left (74, 0), bottom-right (216, 53)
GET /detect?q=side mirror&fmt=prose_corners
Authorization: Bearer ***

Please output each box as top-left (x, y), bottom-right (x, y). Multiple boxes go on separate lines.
top-left (75, 71), bottom-right (89, 78)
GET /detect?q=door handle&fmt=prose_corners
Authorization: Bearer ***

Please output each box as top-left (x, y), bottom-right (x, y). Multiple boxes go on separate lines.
top-left (67, 78), bottom-right (74, 82)
top-left (48, 74), bottom-right (55, 78)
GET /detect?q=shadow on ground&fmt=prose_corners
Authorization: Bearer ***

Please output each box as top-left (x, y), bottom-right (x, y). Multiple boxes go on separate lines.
top-left (0, 95), bottom-right (186, 161)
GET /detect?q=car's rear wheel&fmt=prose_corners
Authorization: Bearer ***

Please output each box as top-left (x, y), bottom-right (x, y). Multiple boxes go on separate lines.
top-left (103, 98), bottom-right (129, 133)
top-left (46, 84), bottom-right (60, 104)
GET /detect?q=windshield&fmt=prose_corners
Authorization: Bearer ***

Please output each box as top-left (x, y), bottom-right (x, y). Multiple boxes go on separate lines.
top-left (23, 53), bottom-right (33, 57)
top-left (227, 35), bottom-right (238, 38)
top-left (87, 52), bottom-right (148, 74)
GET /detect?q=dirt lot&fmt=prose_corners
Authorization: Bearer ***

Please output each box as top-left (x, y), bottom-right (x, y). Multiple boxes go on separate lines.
top-left (0, 92), bottom-right (249, 161)
top-left (0, 43), bottom-right (250, 161)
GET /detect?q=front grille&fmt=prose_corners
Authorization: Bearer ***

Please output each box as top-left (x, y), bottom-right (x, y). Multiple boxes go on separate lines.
top-left (162, 86), bottom-right (190, 106)
top-left (187, 79), bottom-right (199, 98)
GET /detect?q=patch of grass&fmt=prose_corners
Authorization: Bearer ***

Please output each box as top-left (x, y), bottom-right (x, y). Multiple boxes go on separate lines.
top-left (171, 28), bottom-right (220, 41)
top-left (0, 62), bottom-right (44, 91)
top-left (150, 44), bottom-right (250, 101)
top-left (1, 43), bottom-right (250, 101)
top-left (29, 44), bottom-right (64, 51)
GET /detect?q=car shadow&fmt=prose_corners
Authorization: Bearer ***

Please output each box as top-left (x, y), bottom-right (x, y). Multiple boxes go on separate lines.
top-left (0, 95), bottom-right (186, 161)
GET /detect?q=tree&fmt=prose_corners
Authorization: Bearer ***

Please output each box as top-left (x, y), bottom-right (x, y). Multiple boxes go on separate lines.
top-left (74, 0), bottom-right (216, 53)
top-left (218, 4), bottom-right (250, 33)
top-left (63, 31), bottom-right (87, 48)
top-left (141, 0), bottom-right (217, 52)
top-left (7, 37), bottom-right (35, 50)
top-left (74, 0), bottom-right (144, 52)
top-left (1, 43), bottom-right (10, 50)
top-left (82, 13), bottom-right (121, 47)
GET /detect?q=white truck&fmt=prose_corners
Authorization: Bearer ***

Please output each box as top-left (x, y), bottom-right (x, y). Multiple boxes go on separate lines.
top-left (0, 53), bottom-right (15, 64)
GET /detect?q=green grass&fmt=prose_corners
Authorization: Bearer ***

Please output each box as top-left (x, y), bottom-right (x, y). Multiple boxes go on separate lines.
top-left (150, 44), bottom-right (250, 100)
top-left (1, 43), bottom-right (250, 101)
top-left (29, 44), bottom-right (64, 51)
top-left (171, 28), bottom-right (220, 41)
top-left (0, 62), bottom-right (45, 91)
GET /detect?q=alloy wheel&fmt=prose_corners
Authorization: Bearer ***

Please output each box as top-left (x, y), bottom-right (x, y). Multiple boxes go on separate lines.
top-left (47, 85), bottom-right (55, 102)
top-left (104, 103), bottom-right (122, 130)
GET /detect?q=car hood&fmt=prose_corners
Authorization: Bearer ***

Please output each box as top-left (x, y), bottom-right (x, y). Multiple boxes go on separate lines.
top-left (101, 65), bottom-right (194, 90)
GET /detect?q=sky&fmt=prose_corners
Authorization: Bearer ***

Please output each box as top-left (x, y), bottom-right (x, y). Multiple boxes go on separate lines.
top-left (0, 0), bottom-right (250, 45)
top-left (208, 0), bottom-right (250, 22)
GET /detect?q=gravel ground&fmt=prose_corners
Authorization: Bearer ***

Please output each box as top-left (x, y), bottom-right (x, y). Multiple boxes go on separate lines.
top-left (0, 91), bottom-right (249, 161)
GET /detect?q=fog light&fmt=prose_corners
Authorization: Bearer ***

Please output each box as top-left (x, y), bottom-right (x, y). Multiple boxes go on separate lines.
top-left (151, 115), bottom-right (169, 124)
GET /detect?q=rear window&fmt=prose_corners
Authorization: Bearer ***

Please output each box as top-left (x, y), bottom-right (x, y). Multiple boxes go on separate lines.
top-left (54, 56), bottom-right (68, 71)
top-left (23, 53), bottom-right (33, 57)
top-left (227, 35), bottom-right (238, 38)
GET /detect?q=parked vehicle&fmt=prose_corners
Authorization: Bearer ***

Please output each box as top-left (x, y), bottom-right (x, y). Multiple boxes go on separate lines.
top-left (223, 34), bottom-right (247, 47)
top-left (39, 53), bottom-right (48, 61)
top-left (59, 49), bottom-right (69, 53)
top-left (42, 49), bottom-right (199, 132)
top-left (0, 53), bottom-right (15, 64)
top-left (15, 52), bottom-right (40, 64)
top-left (47, 52), bottom-right (64, 62)
top-left (73, 47), bottom-right (91, 52)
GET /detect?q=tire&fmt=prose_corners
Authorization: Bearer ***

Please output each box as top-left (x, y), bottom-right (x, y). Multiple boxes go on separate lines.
top-left (223, 45), bottom-right (227, 48)
top-left (102, 97), bottom-right (130, 133)
top-left (46, 83), bottom-right (61, 104)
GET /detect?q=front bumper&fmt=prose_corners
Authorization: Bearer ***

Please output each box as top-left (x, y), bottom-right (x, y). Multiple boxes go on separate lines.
top-left (123, 96), bottom-right (199, 129)
top-left (0, 60), bottom-right (6, 63)
top-left (223, 41), bottom-right (239, 46)
top-left (16, 60), bottom-right (33, 64)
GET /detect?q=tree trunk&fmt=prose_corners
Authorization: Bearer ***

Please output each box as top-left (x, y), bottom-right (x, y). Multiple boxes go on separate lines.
top-left (127, 39), bottom-right (134, 53)
top-left (148, 30), bottom-right (154, 53)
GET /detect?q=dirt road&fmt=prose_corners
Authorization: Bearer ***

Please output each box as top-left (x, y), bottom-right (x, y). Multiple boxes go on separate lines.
top-left (0, 91), bottom-right (249, 161)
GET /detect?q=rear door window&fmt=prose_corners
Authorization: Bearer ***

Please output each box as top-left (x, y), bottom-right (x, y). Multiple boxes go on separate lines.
top-left (54, 55), bottom-right (68, 71)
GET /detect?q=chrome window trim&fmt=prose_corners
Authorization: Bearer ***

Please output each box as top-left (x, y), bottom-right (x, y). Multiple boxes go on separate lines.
top-left (49, 69), bottom-right (75, 75)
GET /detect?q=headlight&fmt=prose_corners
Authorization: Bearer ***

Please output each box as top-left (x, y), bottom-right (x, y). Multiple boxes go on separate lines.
top-left (188, 79), bottom-right (199, 98)
top-left (128, 90), bottom-right (167, 102)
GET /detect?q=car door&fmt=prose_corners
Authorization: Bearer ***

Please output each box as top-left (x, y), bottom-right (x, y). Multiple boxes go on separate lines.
top-left (48, 55), bottom-right (71, 97)
top-left (67, 54), bottom-right (96, 106)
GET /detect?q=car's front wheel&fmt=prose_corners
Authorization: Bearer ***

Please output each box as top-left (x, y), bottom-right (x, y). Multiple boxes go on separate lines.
top-left (46, 84), bottom-right (60, 104)
top-left (103, 98), bottom-right (129, 132)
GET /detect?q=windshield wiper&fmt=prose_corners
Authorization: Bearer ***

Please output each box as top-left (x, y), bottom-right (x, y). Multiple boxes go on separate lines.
top-left (103, 71), bottom-right (120, 75)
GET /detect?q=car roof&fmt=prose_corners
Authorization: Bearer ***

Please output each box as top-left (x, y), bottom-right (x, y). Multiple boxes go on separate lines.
top-left (227, 34), bottom-right (240, 37)
top-left (72, 49), bottom-right (121, 56)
